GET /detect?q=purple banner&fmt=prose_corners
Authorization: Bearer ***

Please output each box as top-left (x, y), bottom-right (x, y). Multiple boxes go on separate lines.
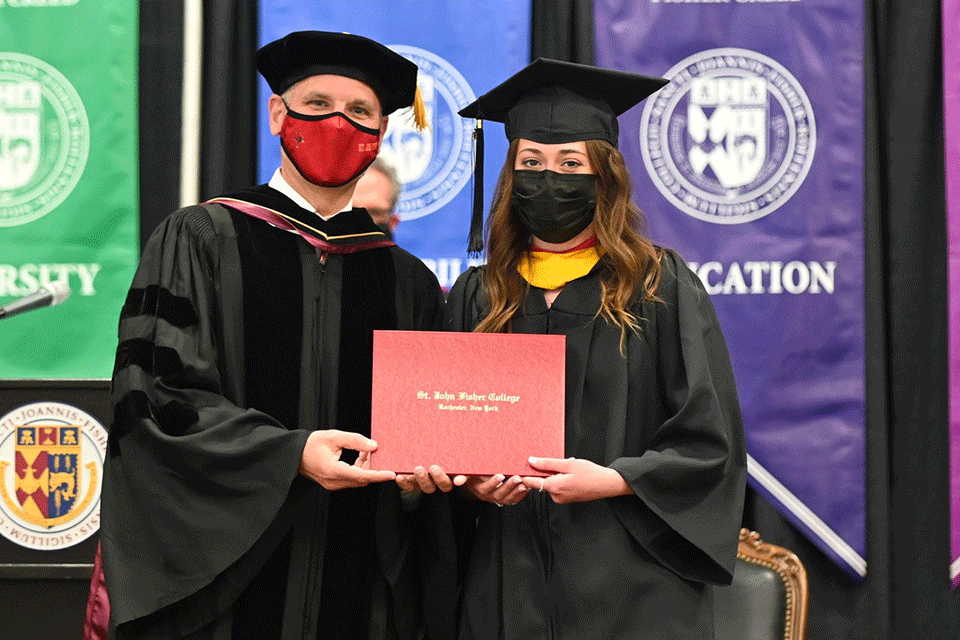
top-left (945, 0), bottom-right (960, 587)
top-left (596, 1), bottom-right (866, 578)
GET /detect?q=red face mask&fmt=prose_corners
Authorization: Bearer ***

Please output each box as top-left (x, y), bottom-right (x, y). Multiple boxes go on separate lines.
top-left (280, 106), bottom-right (381, 187)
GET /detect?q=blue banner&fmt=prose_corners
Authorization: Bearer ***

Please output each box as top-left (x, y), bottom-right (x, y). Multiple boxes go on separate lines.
top-left (258, 0), bottom-right (531, 289)
top-left (595, 1), bottom-right (866, 579)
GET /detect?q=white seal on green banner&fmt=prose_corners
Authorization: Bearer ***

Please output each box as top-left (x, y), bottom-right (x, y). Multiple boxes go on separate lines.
top-left (0, 52), bottom-right (90, 227)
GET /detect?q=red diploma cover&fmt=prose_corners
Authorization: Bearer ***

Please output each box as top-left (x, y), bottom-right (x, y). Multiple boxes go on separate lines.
top-left (370, 330), bottom-right (565, 477)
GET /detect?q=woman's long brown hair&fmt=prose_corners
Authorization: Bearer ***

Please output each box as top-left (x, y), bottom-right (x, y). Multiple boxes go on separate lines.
top-left (475, 138), bottom-right (663, 344)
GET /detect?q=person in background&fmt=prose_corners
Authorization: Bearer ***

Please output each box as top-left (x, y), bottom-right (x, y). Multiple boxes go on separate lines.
top-left (95, 30), bottom-right (459, 640)
top-left (354, 156), bottom-right (403, 240)
top-left (448, 58), bottom-right (747, 640)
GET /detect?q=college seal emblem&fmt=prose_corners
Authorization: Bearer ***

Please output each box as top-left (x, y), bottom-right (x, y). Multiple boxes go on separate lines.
top-left (0, 402), bottom-right (106, 550)
top-left (640, 48), bottom-right (816, 224)
top-left (381, 45), bottom-right (475, 221)
top-left (0, 52), bottom-right (90, 227)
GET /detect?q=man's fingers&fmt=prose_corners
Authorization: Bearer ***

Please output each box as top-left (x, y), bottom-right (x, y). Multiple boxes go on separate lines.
top-left (354, 451), bottom-right (371, 469)
top-left (335, 462), bottom-right (395, 485)
top-left (361, 468), bottom-right (397, 483)
top-left (322, 430), bottom-right (379, 453)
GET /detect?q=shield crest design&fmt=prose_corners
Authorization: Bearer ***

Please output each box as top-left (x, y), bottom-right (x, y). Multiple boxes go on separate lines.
top-left (13, 425), bottom-right (80, 526)
top-left (381, 74), bottom-right (435, 185)
top-left (0, 80), bottom-right (42, 192)
top-left (687, 76), bottom-right (768, 191)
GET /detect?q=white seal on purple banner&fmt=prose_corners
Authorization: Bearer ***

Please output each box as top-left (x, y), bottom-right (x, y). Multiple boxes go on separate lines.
top-left (640, 48), bottom-right (816, 224)
top-left (381, 45), bottom-right (476, 221)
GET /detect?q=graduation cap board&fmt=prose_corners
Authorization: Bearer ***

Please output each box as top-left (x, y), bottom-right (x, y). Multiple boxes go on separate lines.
top-left (458, 58), bottom-right (669, 254)
top-left (256, 30), bottom-right (426, 123)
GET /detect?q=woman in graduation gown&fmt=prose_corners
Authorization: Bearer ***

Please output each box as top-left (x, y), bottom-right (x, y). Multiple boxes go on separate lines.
top-left (447, 59), bottom-right (748, 639)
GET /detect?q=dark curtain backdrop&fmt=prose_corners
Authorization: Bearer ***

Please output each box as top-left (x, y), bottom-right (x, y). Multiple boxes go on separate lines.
top-left (137, 1), bottom-right (953, 638)
top-left (199, 0), bottom-right (258, 200)
top-left (139, 0), bottom-right (185, 248)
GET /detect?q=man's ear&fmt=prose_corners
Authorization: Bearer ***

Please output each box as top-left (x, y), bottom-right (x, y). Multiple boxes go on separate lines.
top-left (268, 94), bottom-right (287, 136)
top-left (379, 115), bottom-right (389, 141)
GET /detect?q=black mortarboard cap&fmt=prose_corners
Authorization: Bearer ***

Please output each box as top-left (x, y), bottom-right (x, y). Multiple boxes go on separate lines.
top-left (457, 58), bottom-right (668, 254)
top-left (459, 58), bottom-right (668, 146)
top-left (256, 31), bottom-right (418, 115)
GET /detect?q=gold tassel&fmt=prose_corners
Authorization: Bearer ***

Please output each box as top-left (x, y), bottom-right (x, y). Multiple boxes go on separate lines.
top-left (413, 85), bottom-right (429, 131)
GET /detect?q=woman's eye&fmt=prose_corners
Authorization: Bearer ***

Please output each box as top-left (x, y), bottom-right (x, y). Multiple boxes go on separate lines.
top-left (521, 158), bottom-right (540, 167)
top-left (562, 160), bottom-right (582, 168)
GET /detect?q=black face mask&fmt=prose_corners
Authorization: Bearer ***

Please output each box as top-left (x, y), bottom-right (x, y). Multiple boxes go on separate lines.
top-left (512, 170), bottom-right (597, 245)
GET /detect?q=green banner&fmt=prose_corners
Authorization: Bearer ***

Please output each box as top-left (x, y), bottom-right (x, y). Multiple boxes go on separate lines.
top-left (0, 1), bottom-right (138, 378)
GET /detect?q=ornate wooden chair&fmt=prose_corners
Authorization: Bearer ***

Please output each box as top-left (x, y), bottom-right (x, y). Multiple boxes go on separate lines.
top-left (713, 529), bottom-right (809, 640)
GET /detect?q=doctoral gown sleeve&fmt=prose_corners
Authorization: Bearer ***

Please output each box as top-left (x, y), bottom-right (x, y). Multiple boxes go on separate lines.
top-left (100, 207), bottom-right (311, 630)
top-left (608, 250), bottom-right (747, 585)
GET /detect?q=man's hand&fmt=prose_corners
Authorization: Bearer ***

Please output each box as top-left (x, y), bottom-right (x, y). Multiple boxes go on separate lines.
top-left (299, 430), bottom-right (396, 490)
top-left (520, 457), bottom-right (632, 504)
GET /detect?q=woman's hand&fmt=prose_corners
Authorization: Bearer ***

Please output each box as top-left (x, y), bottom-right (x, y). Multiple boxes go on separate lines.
top-left (395, 465), bottom-right (467, 494)
top-left (521, 456), bottom-right (632, 504)
top-left (461, 474), bottom-right (530, 506)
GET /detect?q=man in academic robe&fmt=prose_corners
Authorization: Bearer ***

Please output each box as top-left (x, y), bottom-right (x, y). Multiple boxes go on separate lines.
top-left (98, 31), bottom-right (459, 640)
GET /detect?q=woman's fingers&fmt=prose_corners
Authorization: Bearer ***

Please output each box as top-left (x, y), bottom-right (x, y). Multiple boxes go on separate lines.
top-left (395, 474), bottom-right (420, 493)
top-left (463, 474), bottom-right (530, 505)
top-left (427, 465), bottom-right (455, 492)
top-left (491, 475), bottom-right (528, 505)
top-left (413, 466), bottom-right (436, 493)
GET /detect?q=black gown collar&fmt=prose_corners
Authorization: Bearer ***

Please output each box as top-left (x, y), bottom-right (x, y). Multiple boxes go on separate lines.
top-left (208, 184), bottom-right (394, 253)
top-left (520, 261), bottom-right (605, 317)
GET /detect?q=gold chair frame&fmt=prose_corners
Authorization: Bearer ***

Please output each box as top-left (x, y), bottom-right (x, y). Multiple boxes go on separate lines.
top-left (735, 528), bottom-right (810, 640)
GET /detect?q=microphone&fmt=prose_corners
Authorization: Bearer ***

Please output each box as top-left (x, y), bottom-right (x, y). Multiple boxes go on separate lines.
top-left (0, 280), bottom-right (71, 320)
